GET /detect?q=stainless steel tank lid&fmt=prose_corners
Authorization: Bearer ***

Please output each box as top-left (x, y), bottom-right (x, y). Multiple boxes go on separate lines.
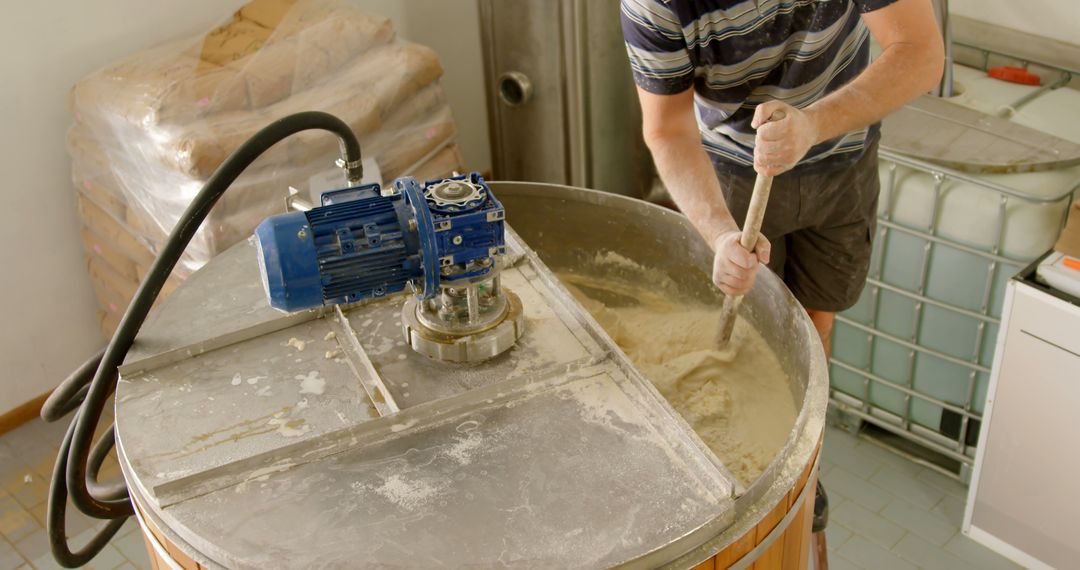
top-left (115, 229), bottom-right (739, 568)
top-left (489, 182), bottom-right (830, 568)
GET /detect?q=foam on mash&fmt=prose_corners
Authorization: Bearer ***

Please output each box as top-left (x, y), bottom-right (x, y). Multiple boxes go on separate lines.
top-left (558, 255), bottom-right (797, 486)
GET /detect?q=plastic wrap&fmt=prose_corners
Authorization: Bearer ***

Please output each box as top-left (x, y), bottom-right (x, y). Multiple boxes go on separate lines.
top-left (67, 0), bottom-right (465, 335)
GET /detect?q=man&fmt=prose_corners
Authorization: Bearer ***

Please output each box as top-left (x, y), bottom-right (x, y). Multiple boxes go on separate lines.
top-left (622, 0), bottom-right (944, 354)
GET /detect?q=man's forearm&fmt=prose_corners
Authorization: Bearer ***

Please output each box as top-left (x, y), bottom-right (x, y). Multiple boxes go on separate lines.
top-left (648, 134), bottom-right (738, 247)
top-left (805, 15), bottom-right (944, 145)
top-left (751, 0), bottom-right (944, 175)
top-left (648, 129), bottom-right (771, 297)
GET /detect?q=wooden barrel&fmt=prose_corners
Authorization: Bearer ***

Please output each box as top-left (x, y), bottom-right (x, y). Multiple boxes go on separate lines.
top-left (698, 442), bottom-right (821, 569)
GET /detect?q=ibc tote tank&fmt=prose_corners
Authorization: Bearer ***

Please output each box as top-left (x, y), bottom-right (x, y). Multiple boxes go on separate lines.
top-left (830, 64), bottom-right (1080, 464)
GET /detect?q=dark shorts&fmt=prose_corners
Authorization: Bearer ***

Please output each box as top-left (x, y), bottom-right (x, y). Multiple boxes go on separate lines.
top-left (717, 139), bottom-right (880, 313)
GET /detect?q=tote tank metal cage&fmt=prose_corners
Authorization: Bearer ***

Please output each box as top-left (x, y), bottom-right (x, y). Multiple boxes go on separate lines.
top-left (829, 42), bottom-right (1080, 479)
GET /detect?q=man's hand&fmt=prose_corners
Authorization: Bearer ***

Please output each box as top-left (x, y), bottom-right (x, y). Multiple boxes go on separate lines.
top-left (752, 101), bottom-right (820, 177)
top-left (637, 87), bottom-right (766, 297)
top-left (749, 0), bottom-right (943, 179)
top-left (711, 229), bottom-right (771, 296)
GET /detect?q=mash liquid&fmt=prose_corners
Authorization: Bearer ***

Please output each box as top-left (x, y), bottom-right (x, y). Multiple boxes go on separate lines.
top-left (558, 266), bottom-right (797, 486)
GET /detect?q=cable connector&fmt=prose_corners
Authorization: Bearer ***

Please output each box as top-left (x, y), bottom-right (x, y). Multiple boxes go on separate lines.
top-left (335, 157), bottom-right (364, 185)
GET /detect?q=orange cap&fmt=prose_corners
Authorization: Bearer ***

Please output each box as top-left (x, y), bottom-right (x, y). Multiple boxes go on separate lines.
top-left (988, 66), bottom-right (1042, 86)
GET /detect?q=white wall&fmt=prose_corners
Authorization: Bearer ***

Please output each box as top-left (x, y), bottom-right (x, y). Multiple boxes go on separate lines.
top-left (351, 0), bottom-right (491, 172)
top-left (0, 0), bottom-right (490, 416)
top-left (0, 1), bottom-right (247, 416)
top-left (951, 0), bottom-right (1080, 48)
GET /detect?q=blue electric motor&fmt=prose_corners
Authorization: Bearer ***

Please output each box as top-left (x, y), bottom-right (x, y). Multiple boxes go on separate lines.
top-left (255, 172), bottom-right (506, 313)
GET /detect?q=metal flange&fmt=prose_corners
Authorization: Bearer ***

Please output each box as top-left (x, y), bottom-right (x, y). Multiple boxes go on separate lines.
top-left (401, 289), bottom-right (525, 363)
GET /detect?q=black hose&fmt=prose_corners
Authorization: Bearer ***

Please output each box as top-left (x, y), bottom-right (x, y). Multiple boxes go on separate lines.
top-left (48, 415), bottom-right (128, 568)
top-left (44, 111), bottom-right (363, 567)
top-left (41, 347), bottom-right (104, 422)
top-left (87, 426), bottom-right (128, 501)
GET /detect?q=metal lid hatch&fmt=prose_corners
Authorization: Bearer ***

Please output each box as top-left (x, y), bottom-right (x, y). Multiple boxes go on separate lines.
top-left (114, 228), bottom-right (738, 568)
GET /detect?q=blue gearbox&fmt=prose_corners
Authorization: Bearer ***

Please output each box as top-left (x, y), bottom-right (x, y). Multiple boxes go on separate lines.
top-left (255, 172), bottom-right (506, 313)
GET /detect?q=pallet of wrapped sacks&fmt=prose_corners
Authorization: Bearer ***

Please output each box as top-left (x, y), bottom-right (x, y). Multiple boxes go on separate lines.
top-left (77, 195), bottom-right (183, 337)
top-left (68, 0), bottom-right (465, 289)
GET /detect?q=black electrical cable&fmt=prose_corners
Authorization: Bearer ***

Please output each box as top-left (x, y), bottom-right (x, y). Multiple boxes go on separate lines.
top-left (42, 111), bottom-right (363, 568)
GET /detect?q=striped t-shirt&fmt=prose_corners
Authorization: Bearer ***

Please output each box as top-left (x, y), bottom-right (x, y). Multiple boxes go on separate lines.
top-left (622, 0), bottom-right (897, 176)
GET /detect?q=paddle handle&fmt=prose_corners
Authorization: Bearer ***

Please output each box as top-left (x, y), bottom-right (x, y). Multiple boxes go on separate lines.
top-left (716, 109), bottom-right (785, 347)
top-left (717, 172), bottom-right (773, 345)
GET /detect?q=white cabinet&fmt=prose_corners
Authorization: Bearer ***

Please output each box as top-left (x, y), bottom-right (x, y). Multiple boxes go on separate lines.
top-left (964, 274), bottom-right (1080, 570)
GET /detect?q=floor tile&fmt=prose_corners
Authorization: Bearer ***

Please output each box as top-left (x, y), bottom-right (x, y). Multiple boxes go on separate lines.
top-left (824, 426), bottom-right (859, 448)
top-left (869, 463), bottom-right (945, 510)
top-left (29, 453), bottom-right (60, 483)
top-left (0, 442), bottom-right (27, 475)
top-left (892, 532), bottom-right (980, 570)
top-left (32, 524), bottom-right (149, 570)
top-left (824, 521), bottom-right (852, 552)
top-left (12, 529), bottom-right (49, 566)
top-left (821, 465), bottom-right (893, 512)
top-left (0, 496), bottom-right (39, 543)
top-left (29, 549), bottom-right (67, 570)
top-left (62, 508), bottom-right (101, 539)
top-left (836, 534), bottom-right (917, 570)
top-left (831, 501), bottom-right (905, 549)
top-left (0, 537), bottom-right (27, 570)
top-left (98, 459), bottom-right (123, 484)
top-left (69, 527), bottom-right (128, 570)
top-left (852, 440), bottom-right (927, 477)
top-left (125, 548), bottom-right (152, 569)
top-left (915, 466), bottom-right (968, 499)
top-left (929, 493), bottom-right (966, 528)
top-left (27, 499), bottom-right (103, 540)
top-left (115, 518), bottom-right (140, 540)
top-left (0, 468), bottom-right (31, 499)
top-left (881, 497), bottom-right (958, 546)
top-left (823, 437), bottom-right (882, 480)
top-left (3, 441), bottom-right (55, 478)
top-left (825, 492), bottom-right (846, 513)
top-left (827, 553), bottom-right (863, 570)
top-left (6, 474), bottom-right (49, 511)
top-left (944, 533), bottom-right (1024, 570)
top-left (0, 423), bottom-right (41, 454)
top-left (819, 462), bottom-right (835, 480)
top-left (21, 420), bottom-right (70, 448)
top-left (111, 526), bottom-right (151, 568)
top-left (26, 502), bottom-right (47, 530)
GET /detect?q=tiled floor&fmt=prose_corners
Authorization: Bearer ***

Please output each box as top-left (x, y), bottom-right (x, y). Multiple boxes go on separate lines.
top-left (2, 413), bottom-right (1023, 569)
top-left (0, 411), bottom-right (151, 570)
top-left (817, 425), bottom-right (1022, 570)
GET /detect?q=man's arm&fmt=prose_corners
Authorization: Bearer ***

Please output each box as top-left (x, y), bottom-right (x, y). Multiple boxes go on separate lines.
top-left (639, 87), bottom-right (770, 296)
top-left (753, 0), bottom-right (945, 175)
